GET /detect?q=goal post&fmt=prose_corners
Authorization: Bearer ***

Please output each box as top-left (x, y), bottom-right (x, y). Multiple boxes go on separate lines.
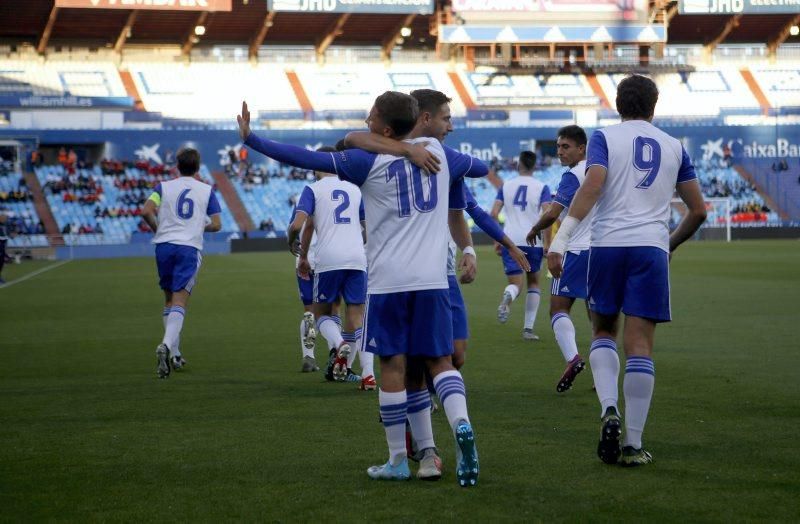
top-left (670, 197), bottom-right (731, 242)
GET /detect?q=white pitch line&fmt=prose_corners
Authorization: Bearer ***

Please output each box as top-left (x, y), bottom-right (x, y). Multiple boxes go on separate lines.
top-left (1, 260), bottom-right (71, 289)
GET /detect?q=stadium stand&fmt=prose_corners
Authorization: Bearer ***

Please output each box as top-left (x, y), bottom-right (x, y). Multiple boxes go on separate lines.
top-left (35, 161), bottom-right (238, 246)
top-left (0, 169), bottom-right (47, 247)
top-left (0, 60), bottom-right (127, 98)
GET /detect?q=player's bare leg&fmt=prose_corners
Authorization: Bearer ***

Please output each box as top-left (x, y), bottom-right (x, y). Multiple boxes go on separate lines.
top-left (452, 339), bottom-right (467, 370)
top-left (157, 289), bottom-right (190, 378)
top-left (427, 356), bottom-right (478, 487)
top-left (590, 311), bottom-right (622, 464)
top-left (368, 355), bottom-right (411, 480)
top-left (619, 315), bottom-right (656, 466)
top-left (550, 295), bottom-right (585, 392)
top-left (522, 270), bottom-right (541, 340)
top-left (498, 273), bottom-right (523, 324)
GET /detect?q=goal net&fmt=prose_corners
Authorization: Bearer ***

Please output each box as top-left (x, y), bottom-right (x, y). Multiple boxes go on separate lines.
top-left (670, 197), bottom-right (731, 242)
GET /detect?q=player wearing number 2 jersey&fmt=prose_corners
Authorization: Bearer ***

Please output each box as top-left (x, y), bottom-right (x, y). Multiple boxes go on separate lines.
top-left (547, 75), bottom-right (707, 467)
top-left (141, 148), bottom-right (222, 379)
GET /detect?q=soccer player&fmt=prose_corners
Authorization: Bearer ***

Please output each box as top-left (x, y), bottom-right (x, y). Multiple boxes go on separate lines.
top-left (526, 125), bottom-right (591, 393)
top-left (491, 151), bottom-right (552, 340)
top-left (289, 205), bottom-right (319, 372)
top-left (344, 89), bottom-right (530, 371)
top-left (238, 92), bottom-right (480, 487)
top-left (547, 75), bottom-right (707, 466)
top-left (141, 148), bottom-right (222, 379)
top-left (287, 149), bottom-right (373, 388)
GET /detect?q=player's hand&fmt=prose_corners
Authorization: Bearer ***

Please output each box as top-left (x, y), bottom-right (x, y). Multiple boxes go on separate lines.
top-left (289, 238), bottom-right (302, 256)
top-left (526, 227), bottom-right (540, 247)
top-left (237, 101), bottom-right (251, 141)
top-left (459, 253), bottom-right (477, 284)
top-left (297, 257), bottom-right (311, 280)
top-left (508, 245), bottom-right (531, 273)
top-left (406, 143), bottom-right (440, 174)
top-left (547, 251), bottom-right (564, 278)
top-left (494, 242), bottom-right (502, 256)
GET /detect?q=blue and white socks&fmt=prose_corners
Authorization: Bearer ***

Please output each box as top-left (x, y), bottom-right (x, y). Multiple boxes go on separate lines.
top-left (623, 356), bottom-right (655, 449)
top-left (355, 327), bottom-right (374, 378)
top-left (317, 315), bottom-right (343, 350)
top-left (590, 337), bottom-right (620, 415)
top-left (524, 288), bottom-right (541, 330)
top-left (162, 306), bottom-right (185, 356)
top-left (379, 389), bottom-right (408, 466)
top-left (407, 389), bottom-right (435, 451)
top-left (551, 312), bottom-right (578, 362)
top-left (433, 370), bottom-right (470, 433)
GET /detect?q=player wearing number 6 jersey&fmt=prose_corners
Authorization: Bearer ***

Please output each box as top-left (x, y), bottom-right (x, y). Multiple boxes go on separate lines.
top-left (547, 75), bottom-right (707, 467)
top-left (491, 151), bottom-right (552, 340)
top-left (142, 148), bottom-right (222, 379)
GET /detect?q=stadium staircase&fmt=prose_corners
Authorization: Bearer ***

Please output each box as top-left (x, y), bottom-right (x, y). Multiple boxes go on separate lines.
top-left (585, 73), bottom-right (611, 109)
top-left (22, 171), bottom-right (63, 246)
top-left (447, 72), bottom-right (477, 110)
top-left (285, 70), bottom-right (314, 117)
top-left (210, 171), bottom-right (255, 232)
top-left (739, 68), bottom-right (772, 116)
top-left (733, 164), bottom-right (789, 220)
top-left (119, 70), bottom-right (146, 111)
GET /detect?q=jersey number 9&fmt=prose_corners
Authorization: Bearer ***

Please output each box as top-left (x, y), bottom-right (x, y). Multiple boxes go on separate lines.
top-left (633, 137), bottom-right (662, 189)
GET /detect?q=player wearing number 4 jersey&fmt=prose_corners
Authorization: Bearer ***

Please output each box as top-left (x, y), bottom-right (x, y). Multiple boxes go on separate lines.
top-left (547, 75), bottom-right (707, 467)
top-left (287, 148), bottom-right (373, 388)
top-left (238, 92), bottom-right (480, 487)
top-left (491, 151), bottom-right (552, 340)
top-left (141, 148), bottom-right (222, 379)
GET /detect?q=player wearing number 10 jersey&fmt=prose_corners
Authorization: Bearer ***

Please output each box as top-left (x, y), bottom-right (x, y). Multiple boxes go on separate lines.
top-left (547, 75), bottom-right (707, 467)
top-left (142, 148), bottom-right (222, 379)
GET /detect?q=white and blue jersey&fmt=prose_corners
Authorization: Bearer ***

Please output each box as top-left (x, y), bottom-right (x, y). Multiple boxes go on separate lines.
top-left (496, 176), bottom-right (552, 247)
top-left (295, 176), bottom-right (366, 273)
top-left (585, 120), bottom-right (698, 322)
top-left (551, 160), bottom-right (590, 299)
top-left (150, 177), bottom-right (220, 293)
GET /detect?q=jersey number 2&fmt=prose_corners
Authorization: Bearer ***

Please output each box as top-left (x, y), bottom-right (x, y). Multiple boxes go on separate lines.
top-left (176, 189), bottom-right (194, 219)
top-left (633, 137), bottom-right (662, 189)
top-left (331, 189), bottom-right (351, 224)
top-left (386, 159), bottom-right (438, 218)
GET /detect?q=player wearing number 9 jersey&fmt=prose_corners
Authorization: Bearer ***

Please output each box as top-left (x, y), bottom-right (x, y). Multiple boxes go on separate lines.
top-left (547, 75), bottom-right (707, 467)
top-left (141, 148), bottom-right (222, 379)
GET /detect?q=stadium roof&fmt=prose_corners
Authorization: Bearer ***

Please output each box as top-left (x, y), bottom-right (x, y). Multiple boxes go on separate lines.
top-left (0, 1), bottom-right (797, 52)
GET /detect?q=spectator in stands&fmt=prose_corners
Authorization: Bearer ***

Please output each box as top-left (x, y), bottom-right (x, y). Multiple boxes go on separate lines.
top-left (259, 218), bottom-right (276, 234)
top-left (0, 211), bottom-right (8, 284)
top-left (58, 147), bottom-right (68, 167)
top-left (165, 150), bottom-right (175, 167)
top-left (238, 146), bottom-right (249, 172)
top-left (227, 149), bottom-right (238, 177)
top-left (287, 193), bottom-right (297, 208)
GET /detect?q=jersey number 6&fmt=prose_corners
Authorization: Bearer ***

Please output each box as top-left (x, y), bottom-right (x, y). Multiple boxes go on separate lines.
top-left (177, 189), bottom-right (195, 219)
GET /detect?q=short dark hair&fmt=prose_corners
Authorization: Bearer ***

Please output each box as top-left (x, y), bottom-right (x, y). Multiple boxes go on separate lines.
top-left (316, 146), bottom-right (337, 153)
top-left (557, 125), bottom-right (587, 146)
top-left (374, 91), bottom-right (419, 137)
top-left (616, 75), bottom-right (659, 120)
top-left (176, 148), bottom-right (200, 176)
top-left (519, 151), bottom-right (537, 170)
top-left (410, 89), bottom-right (452, 116)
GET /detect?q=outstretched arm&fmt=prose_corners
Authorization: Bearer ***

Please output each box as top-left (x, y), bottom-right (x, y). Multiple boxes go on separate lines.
top-left (238, 101), bottom-right (336, 173)
top-left (526, 202), bottom-right (563, 247)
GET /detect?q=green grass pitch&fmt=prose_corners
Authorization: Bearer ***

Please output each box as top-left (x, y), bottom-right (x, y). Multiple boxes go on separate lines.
top-left (1, 240), bottom-right (798, 521)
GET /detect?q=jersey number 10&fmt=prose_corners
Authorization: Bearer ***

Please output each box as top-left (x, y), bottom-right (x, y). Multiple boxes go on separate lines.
top-left (386, 159), bottom-right (438, 218)
top-left (633, 136), bottom-right (662, 189)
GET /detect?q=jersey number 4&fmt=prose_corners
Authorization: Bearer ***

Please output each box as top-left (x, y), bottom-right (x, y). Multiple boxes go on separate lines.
top-left (177, 189), bottom-right (194, 219)
top-left (633, 136), bottom-right (662, 189)
top-left (331, 189), bottom-right (351, 224)
top-left (387, 160), bottom-right (438, 218)
top-left (512, 185), bottom-right (528, 211)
